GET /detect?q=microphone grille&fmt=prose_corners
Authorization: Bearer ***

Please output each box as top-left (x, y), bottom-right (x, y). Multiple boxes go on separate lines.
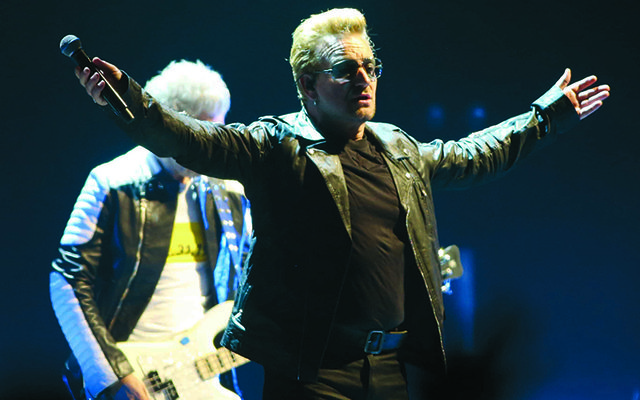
top-left (60, 35), bottom-right (81, 57)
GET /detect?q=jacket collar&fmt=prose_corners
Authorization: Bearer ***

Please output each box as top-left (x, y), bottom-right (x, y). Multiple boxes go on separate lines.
top-left (365, 122), bottom-right (411, 161)
top-left (279, 108), bottom-right (325, 142)
top-left (281, 109), bottom-right (410, 160)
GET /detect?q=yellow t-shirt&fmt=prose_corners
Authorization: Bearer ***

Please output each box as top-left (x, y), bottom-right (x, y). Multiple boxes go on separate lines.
top-left (129, 179), bottom-right (211, 341)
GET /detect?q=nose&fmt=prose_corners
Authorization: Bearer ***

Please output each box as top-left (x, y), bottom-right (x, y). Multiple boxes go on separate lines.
top-left (353, 66), bottom-right (373, 86)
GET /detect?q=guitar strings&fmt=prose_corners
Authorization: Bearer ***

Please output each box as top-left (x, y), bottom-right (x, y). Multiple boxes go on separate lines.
top-left (136, 347), bottom-right (246, 395)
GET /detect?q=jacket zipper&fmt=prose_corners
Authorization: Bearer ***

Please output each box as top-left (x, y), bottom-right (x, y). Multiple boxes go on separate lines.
top-left (108, 198), bottom-right (147, 330)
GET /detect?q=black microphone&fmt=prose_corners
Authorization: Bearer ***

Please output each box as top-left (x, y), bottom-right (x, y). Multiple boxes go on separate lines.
top-left (60, 35), bottom-right (134, 123)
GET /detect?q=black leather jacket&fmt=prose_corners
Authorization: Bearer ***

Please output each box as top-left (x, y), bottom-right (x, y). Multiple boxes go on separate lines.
top-left (50, 147), bottom-right (250, 397)
top-left (113, 78), bottom-right (577, 382)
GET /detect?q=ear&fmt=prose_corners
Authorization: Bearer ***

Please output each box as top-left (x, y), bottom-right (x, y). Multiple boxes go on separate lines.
top-left (299, 74), bottom-right (318, 102)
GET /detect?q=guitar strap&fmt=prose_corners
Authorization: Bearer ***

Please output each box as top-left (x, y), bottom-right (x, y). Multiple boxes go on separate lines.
top-left (196, 178), bottom-right (246, 303)
top-left (196, 178), bottom-right (247, 399)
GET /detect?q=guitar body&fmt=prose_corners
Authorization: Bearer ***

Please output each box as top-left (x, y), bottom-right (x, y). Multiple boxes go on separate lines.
top-left (118, 300), bottom-right (248, 400)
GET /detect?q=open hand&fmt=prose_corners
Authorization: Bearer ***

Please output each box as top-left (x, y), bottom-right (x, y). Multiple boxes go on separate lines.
top-left (555, 68), bottom-right (610, 120)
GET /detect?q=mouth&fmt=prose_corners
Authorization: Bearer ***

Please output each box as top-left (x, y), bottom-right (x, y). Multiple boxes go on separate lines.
top-left (354, 93), bottom-right (373, 105)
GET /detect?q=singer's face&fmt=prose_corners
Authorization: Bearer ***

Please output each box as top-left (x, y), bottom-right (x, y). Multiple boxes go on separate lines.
top-left (313, 34), bottom-right (377, 126)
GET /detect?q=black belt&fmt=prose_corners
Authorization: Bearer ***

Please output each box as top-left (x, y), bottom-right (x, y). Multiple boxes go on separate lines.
top-left (363, 330), bottom-right (407, 354)
top-left (325, 326), bottom-right (408, 362)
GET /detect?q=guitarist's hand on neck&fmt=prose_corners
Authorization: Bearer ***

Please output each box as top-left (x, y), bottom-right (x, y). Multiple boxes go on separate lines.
top-left (114, 374), bottom-right (151, 400)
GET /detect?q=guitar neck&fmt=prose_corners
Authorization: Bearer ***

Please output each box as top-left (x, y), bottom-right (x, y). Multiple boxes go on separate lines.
top-left (195, 347), bottom-right (250, 380)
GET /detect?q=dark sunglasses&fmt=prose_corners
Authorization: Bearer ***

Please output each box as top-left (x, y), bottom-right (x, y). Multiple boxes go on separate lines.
top-left (315, 58), bottom-right (383, 83)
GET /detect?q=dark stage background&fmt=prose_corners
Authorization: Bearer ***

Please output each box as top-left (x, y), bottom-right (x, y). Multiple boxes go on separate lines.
top-left (1, 0), bottom-right (638, 399)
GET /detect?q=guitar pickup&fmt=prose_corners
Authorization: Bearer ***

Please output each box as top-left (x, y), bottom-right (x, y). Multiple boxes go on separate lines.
top-left (146, 371), bottom-right (179, 399)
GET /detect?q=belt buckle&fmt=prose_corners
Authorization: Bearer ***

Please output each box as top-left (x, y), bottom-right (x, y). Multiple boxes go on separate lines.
top-left (364, 330), bottom-right (384, 354)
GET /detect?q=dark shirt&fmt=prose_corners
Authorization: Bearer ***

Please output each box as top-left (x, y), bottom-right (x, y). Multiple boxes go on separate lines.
top-left (334, 133), bottom-right (407, 332)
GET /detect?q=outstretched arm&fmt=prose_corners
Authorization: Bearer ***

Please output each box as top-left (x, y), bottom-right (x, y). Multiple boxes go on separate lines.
top-left (555, 68), bottom-right (610, 120)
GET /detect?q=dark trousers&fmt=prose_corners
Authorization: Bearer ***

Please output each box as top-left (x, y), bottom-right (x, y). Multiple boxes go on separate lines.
top-left (262, 351), bottom-right (409, 400)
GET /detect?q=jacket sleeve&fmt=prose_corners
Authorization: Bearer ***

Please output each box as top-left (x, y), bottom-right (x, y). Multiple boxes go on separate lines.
top-left (50, 168), bottom-right (133, 398)
top-left (110, 76), bottom-right (272, 188)
top-left (422, 85), bottom-right (579, 189)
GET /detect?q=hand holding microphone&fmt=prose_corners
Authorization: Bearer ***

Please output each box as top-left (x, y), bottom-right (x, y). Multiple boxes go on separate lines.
top-left (60, 35), bottom-right (134, 123)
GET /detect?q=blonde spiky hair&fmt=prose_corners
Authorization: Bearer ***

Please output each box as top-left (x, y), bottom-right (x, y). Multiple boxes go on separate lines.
top-left (289, 8), bottom-right (374, 100)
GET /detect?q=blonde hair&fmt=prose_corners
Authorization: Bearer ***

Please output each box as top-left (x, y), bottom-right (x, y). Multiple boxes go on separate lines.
top-left (289, 8), bottom-right (373, 99)
top-left (144, 59), bottom-right (230, 120)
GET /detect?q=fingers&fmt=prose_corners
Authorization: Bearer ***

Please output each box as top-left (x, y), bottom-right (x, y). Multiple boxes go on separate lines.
top-left (93, 57), bottom-right (123, 83)
top-left (557, 69), bottom-right (600, 95)
top-left (93, 57), bottom-right (116, 72)
top-left (555, 68), bottom-right (571, 89)
top-left (88, 74), bottom-right (108, 105)
top-left (558, 69), bottom-right (611, 120)
top-left (76, 66), bottom-right (108, 106)
top-left (568, 75), bottom-right (599, 93)
top-left (576, 85), bottom-right (610, 120)
top-left (578, 100), bottom-right (603, 120)
top-left (75, 65), bottom-right (108, 106)
top-left (577, 84), bottom-right (611, 103)
top-left (73, 57), bottom-right (122, 106)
